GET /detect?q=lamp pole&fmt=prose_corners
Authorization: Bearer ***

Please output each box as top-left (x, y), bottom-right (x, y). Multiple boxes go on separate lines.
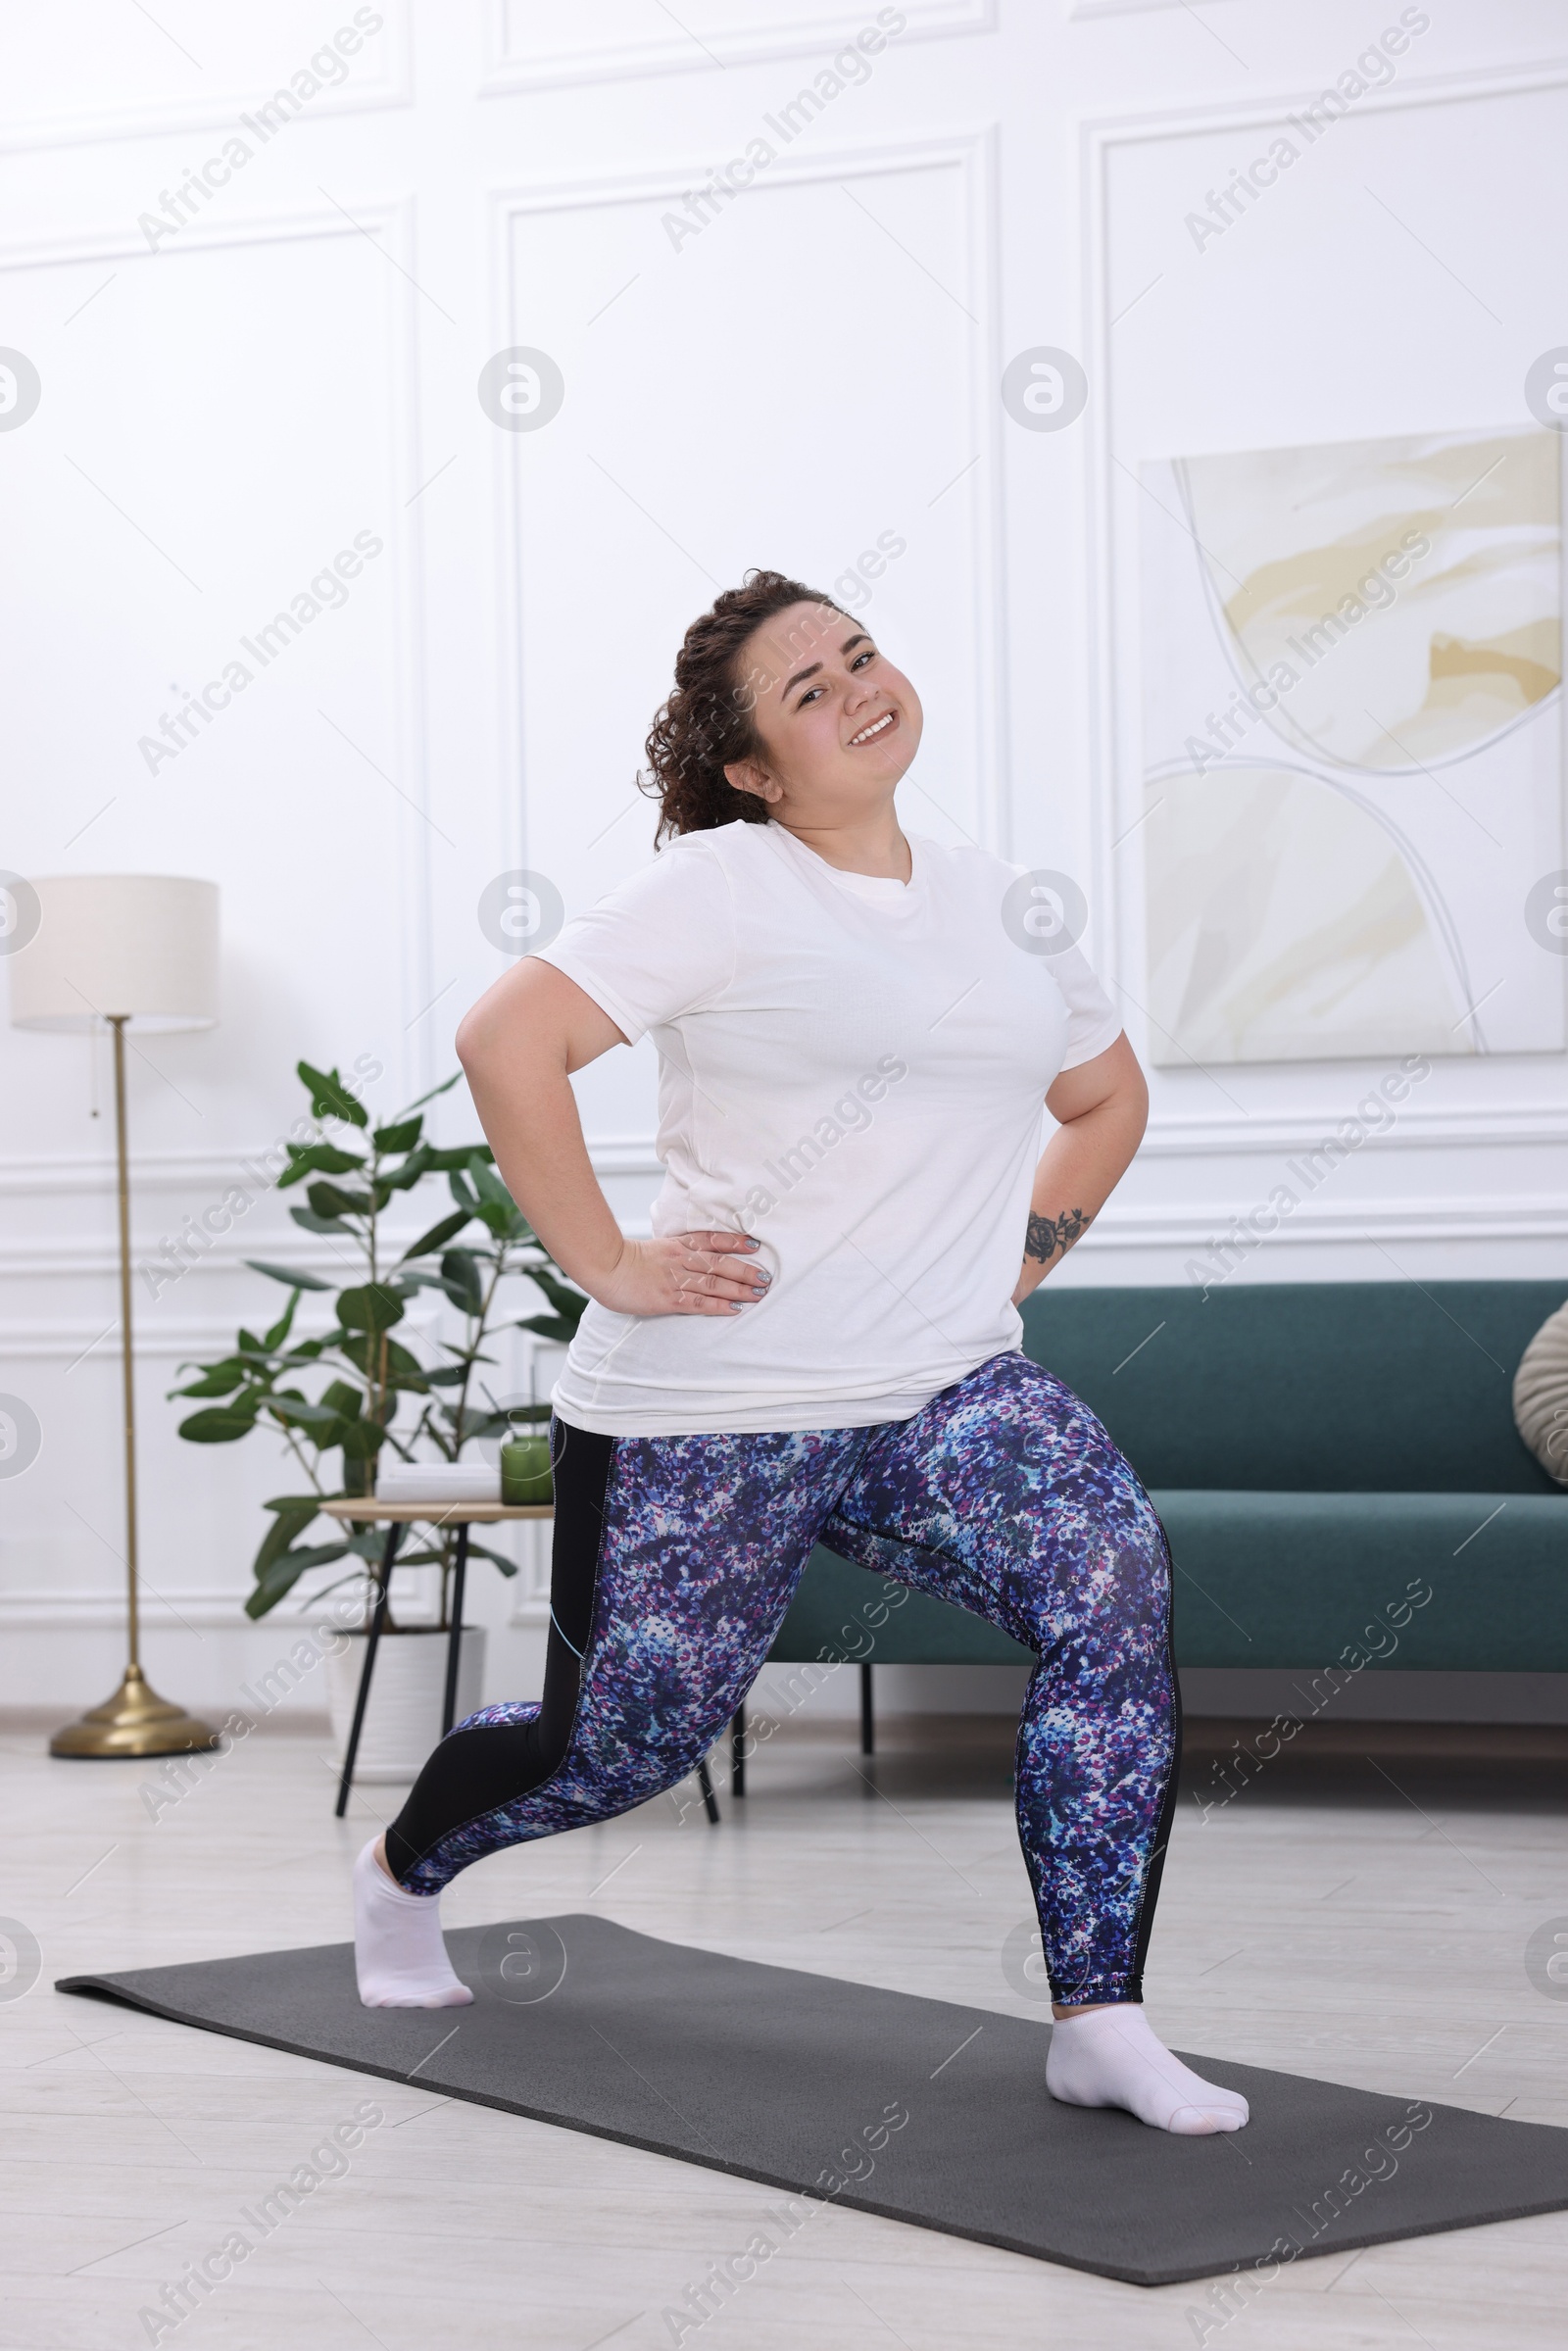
top-left (49, 1013), bottom-right (217, 1758)
top-left (113, 1016), bottom-right (141, 1678)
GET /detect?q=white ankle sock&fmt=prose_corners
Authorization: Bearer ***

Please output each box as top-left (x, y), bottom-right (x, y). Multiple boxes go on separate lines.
top-left (1046, 2004), bottom-right (1249, 2134)
top-left (353, 1839), bottom-right (474, 2010)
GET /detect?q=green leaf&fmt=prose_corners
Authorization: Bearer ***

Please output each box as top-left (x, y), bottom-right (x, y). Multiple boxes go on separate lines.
top-left (466, 1541), bottom-right (517, 1577)
top-left (252, 1498), bottom-right (320, 1582)
top-left (398, 1208), bottom-right (472, 1263)
top-left (339, 1419), bottom-right (388, 1461)
top-left (458, 1409), bottom-right (519, 1443)
top-left (517, 1314), bottom-right (580, 1344)
top-left (281, 1540), bottom-right (352, 1570)
top-left (267, 1396), bottom-right (347, 1432)
top-left (297, 1060), bottom-right (368, 1128)
top-left (395, 1269), bottom-right (455, 1299)
top-left (440, 1249), bottom-right (485, 1317)
top-left (397, 1268), bottom-right (470, 1308)
top-left (342, 1454), bottom-right (375, 1501)
top-left (503, 1401), bottom-right (554, 1423)
top-left (526, 1268), bottom-right (589, 1321)
top-left (337, 1283), bottom-right (407, 1334)
top-left (471, 1159), bottom-right (515, 1210)
top-left (246, 1259), bottom-right (334, 1293)
top-left (319, 1381), bottom-right (363, 1419)
top-left (262, 1292), bottom-right (300, 1351)
top-left (276, 1142), bottom-right (365, 1189)
top-left (308, 1179), bottom-right (373, 1220)
top-left (334, 1331), bottom-right (428, 1392)
top-left (428, 1146), bottom-right (490, 1172)
top-left (244, 1571), bottom-right (295, 1620)
top-left (289, 1205), bottom-right (353, 1236)
top-left (421, 1364), bottom-right (470, 1388)
top-left (401, 1070), bottom-right (464, 1114)
top-left (372, 1117), bottom-right (423, 1153)
top-left (244, 1542), bottom-right (350, 1619)
top-left (377, 1144), bottom-right (434, 1195)
top-left (172, 1361), bottom-right (250, 1398)
top-left (385, 1340), bottom-right (428, 1390)
top-left (178, 1403), bottom-right (263, 1444)
top-left (342, 1528), bottom-right (394, 1557)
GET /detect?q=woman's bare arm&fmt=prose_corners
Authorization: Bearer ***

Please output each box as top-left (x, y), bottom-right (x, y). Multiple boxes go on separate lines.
top-left (1011, 1033), bottom-right (1148, 1305)
top-left (455, 960), bottom-right (768, 1318)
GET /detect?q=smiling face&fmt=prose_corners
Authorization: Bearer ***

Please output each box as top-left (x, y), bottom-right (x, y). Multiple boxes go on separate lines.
top-left (722, 600), bottom-right (922, 826)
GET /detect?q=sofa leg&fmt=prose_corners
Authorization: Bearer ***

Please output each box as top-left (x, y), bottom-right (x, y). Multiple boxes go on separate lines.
top-left (732, 1702), bottom-right (747, 1798)
top-left (696, 1756), bottom-right (720, 1826)
top-left (859, 1661), bottom-right (874, 1757)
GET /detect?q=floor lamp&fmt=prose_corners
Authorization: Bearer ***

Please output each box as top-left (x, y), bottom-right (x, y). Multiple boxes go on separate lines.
top-left (11, 875), bottom-right (221, 1758)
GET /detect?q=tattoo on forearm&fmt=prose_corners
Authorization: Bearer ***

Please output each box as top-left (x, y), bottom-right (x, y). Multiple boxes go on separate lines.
top-left (1025, 1206), bottom-right (1091, 1266)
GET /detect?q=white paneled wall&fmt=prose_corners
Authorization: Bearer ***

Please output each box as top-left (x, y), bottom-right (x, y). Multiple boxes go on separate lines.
top-left (2, 0), bottom-right (1565, 1717)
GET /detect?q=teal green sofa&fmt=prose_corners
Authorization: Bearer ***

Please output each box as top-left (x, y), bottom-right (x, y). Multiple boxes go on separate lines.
top-left (760, 1281), bottom-right (1566, 1760)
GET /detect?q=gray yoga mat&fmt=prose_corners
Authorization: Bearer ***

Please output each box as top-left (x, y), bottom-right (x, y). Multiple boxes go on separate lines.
top-left (58, 1912), bottom-right (1568, 2287)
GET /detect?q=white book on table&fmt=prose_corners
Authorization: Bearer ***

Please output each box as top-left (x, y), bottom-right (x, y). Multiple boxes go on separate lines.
top-left (374, 1463), bottom-right (501, 1503)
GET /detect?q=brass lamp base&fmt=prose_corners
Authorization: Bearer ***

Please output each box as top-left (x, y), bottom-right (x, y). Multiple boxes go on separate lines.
top-left (50, 1664), bottom-right (220, 1759)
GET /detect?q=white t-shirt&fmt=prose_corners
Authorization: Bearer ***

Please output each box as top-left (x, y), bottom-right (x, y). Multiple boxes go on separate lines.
top-left (538, 819), bottom-right (1120, 1437)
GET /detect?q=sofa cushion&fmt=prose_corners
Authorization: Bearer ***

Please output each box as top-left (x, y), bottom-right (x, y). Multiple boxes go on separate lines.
top-left (1154, 1489), bottom-right (1568, 1671)
top-left (768, 1494), bottom-right (1567, 1679)
top-left (768, 1545), bottom-right (1032, 1669)
top-left (1022, 1282), bottom-right (1565, 1494)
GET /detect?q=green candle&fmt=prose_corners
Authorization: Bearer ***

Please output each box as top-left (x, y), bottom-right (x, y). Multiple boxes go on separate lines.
top-left (501, 1434), bottom-right (553, 1504)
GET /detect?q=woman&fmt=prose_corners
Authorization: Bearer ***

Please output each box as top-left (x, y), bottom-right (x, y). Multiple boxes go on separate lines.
top-left (353, 570), bottom-right (1247, 2136)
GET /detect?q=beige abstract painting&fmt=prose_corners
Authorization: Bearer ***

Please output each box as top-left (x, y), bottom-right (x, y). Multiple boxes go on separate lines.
top-left (1139, 425), bottom-right (1565, 1064)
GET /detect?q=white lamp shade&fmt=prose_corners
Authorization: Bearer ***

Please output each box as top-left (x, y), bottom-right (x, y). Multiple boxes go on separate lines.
top-left (9, 874), bottom-right (220, 1033)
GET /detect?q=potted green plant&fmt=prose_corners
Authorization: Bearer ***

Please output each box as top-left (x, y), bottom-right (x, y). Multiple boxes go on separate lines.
top-left (170, 1060), bottom-right (586, 1772)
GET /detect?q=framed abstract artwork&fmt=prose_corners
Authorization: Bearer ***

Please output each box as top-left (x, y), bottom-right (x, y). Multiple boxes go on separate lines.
top-left (1139, 425), bottom-right (1564, 1064)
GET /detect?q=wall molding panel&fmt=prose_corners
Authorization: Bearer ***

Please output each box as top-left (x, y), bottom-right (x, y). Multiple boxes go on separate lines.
top-left (1140, 1104), bottom-right (1568, 1158)
top-left (0, 6), bottom-right (413, 155)
top-left (480, 0), bottom-right (997, 96)
top-left (1091, 1194), bottom-right (1568, 1255)
top-left (488, 124), bottom-right (1004, 877)
top-left (0, 1137), bottom-right (669, 1200)
top-left (0, 194), bottom-right (438, 1112)
top-left (1068, 1), bottom-right (1235, 18)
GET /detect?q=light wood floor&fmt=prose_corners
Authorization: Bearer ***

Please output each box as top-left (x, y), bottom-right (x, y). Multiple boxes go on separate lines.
top-left (3, 1710), bottom-right (1565, 2349)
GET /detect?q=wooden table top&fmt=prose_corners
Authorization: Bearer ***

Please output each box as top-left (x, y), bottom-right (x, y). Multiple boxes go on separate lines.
top-left (319, 1498), bottom-right (554, 1524)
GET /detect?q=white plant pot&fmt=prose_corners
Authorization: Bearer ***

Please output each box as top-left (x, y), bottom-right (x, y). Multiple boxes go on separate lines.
top-left (326, 1626), bottom-right (487, 1784)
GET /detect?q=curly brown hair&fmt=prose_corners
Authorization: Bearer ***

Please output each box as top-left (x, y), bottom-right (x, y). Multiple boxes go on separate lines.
top-left (639, 569), bottom-right (845, 843)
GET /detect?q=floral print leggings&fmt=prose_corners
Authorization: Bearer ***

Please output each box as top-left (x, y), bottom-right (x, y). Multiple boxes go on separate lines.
top-left (384, 1349), bottom-right (1179, 2004)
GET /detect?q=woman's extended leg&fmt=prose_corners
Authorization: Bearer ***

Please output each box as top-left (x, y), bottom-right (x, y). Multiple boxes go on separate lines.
top-left (354, 1416), bottom-right (854, 2005)
top-left (823, 1348), bottom-right (1247, 2133)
